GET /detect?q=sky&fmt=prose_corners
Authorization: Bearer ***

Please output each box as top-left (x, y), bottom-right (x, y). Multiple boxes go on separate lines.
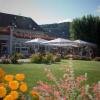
top-left (0, 0), bottom-right (100, 25)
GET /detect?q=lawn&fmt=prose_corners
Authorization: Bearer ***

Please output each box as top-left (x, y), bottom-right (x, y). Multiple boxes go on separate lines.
top-left (0, 60), bottom-right (100, 90)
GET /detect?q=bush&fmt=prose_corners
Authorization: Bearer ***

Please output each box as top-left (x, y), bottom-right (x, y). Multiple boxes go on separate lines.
top-left (72, 55), bottom-right (81, 60)
top-left (42, 56), bottom-right (48, 63)
top-left (33, 65), bottom-right (100, 100)
top-left (80, 56), bottom-right (92, 60)
top-left (0, 54), bottom-right (19, 64)
top-left (64, 54), bottom-right (73, 59)
top-left (64, 54), bottom-right (92, 60)
top-left (1, 56), bottom-right (11, 64)
top-left (42, 53), bottom-right (54, 64)
top-left (1, 58), bottom-right (11, 64)
top-left (30, 53), bottom-right (42, 63)
top-left (53, 54), bottom-right (61, 62)
top-left (14, 53), bottom-right (24, 59)
top-left (94, 57), bottom-right (100, 61)
top-left (30, 53), bottom-right (61, 64)
top-left (11, 54), bottom-right (18, 64)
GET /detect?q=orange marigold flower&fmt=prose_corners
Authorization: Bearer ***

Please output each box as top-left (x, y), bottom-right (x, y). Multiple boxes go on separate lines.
top-left (15, 74), bottom-right (25, 81)
top-left (0, 86), bottom-right (7, 98)
top-left (3, 94), bottom-right (14, 100)
top-left (31, 90), bottom-right (39, 100)
top-left (9, 80), bottom-right (19, 90)
top-left (0, 68), bottom-right (5, 82)
top-left (10, 91), bottom-right (19, 99)
top-left (5, 75), bottom-right (14, 81)
top-left (20, 82), bottom-right (27, 92)
top-left (0, 83), bottom-right (6, 87)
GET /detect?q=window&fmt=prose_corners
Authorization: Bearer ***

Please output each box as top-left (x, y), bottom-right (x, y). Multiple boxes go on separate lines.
top-left (16, 48), bottom-right (20, 52)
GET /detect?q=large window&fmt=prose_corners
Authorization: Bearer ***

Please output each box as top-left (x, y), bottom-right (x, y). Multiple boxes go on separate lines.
top-left (16, 48), bottom-right (20, 53)
top-left (0, 40), bottom-right (8, 56)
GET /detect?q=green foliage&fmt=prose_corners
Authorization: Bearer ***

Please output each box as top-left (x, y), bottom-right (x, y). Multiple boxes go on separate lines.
top-left (15, 53), bottom-right (24, 59)
top-left (94, 57), bottom-right (100, 61)
top-left (41, 22), bottom-right (70, 38)
top-left (0, 60), bottom-right (100, 89)
top-left (30, 53), bottom-right (42, 63)
top-left (11, 54), bottom-right (18, 64)
top-left (0, 53), bottom-right (24, 64)
top-left (70, 15), bottom-right (100, 46)
top-left (1, 57), bottom-right (11, 64)
top-left (42, 53), bottom-right (54, 64)
top-left (64, 54), bottom-right (92, 60)
top-left (30, 53), bottom-right (61, 64)
top-left (53, 54), bottom-right (61, 62)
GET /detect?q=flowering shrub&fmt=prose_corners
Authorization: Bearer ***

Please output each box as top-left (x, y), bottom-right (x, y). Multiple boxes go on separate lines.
top-left (30, 90), bottom-right (40, 100)
top-left (0, 62), bottom-right (100, 100)
top-left (53, 54), bottom-right (61, 62)
top-left (0, 68), bottom-right (5, 82)
top-left (1, 56), bottom-right (11, 64)
top-left (11, 54), bottom-right (18, 64)
top-left (0, 68), bottom-right (29, 100)
top-left (42, 53), bottom-right (54, 64)
top-left (30, 53), bottom-right (61, 64)
top-left (15, 53), bottom-right (24, 59)
top-left (32, 65), bottom-right (100, 100)
top-left (30, 53), bottom-right (42, 63)
top-left (0, 68), bottom-right (40, 100)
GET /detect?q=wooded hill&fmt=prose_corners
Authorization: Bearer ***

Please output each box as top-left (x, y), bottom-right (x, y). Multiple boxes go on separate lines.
top-left (40, 22), bottom-right (70, 39)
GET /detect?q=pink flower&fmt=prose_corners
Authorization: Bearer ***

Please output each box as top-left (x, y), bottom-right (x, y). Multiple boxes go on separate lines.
top-left (54, 91), bottom-right (61, 97)
top-left (93, 84), bottom-right (98, 92)
top-left (81, 86), bottom-right (85, 97)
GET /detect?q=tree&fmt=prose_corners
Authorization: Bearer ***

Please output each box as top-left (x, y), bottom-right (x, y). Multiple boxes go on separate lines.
top-left (70, 15), bottom-right (100, 46)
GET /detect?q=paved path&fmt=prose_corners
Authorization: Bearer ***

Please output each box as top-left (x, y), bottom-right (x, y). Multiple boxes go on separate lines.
top-left (0, 59), bottom-right (30, 63)
top-left (18, 59), bottom-right (30, 63)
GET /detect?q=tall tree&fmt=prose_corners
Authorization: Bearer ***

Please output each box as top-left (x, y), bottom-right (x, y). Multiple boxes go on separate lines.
top-left (70, 15), bottom-right (100, 46)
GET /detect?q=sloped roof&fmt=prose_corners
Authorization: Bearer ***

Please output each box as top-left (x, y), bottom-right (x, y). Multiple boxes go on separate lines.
top-left (0, 12), bottom-right (43, 31)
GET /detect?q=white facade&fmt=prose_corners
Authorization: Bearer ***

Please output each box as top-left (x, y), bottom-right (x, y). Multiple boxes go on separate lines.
top-left (0, 35), bottom-right (10, 55)
top-left (0, 29), bottom-right (32, 56)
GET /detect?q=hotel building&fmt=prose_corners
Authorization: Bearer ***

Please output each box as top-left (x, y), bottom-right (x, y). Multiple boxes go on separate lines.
top-left (0, 12), bottom-right (53, 56)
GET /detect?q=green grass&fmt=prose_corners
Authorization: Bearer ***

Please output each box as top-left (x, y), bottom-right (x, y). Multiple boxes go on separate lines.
top-left (0, 60), bottom-right (100, 90)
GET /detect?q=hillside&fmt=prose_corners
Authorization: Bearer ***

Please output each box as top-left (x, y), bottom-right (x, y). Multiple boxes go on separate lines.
top-left (0, 12), bottom-right (43, 31)
top-left (40, 22), bottom-right (71, 38)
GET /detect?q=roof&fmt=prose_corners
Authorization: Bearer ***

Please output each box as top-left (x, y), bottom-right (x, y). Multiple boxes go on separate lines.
top-left (0, 12), bottom-right (43, 31)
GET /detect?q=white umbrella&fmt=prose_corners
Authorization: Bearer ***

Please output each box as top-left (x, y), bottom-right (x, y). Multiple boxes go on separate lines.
top-left (25, 38), bottom-right (48, 53)
top-left (74, 40), bottom-right (88, 44)
top-left (25, 38), bottom-right (48, 44)
top-left (44, 38), bottom-right (72, 44)
top-left (73, 40), bottom-right (97, 47)
top-left (47, 43), bottom-right (78, 47)
top-left (43, 38), bottom-right (76, 54)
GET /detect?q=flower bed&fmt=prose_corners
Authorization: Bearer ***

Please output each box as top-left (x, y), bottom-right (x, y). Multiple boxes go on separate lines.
top-left (0, 68), bottom-right (38, 100)
top-left (0, 63), bottom-right (100, 100)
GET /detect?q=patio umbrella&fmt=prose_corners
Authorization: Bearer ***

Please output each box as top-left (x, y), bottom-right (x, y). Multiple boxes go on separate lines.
top-left (73, 40), bottom-right (97, 47)
top-left (47, 43), bottom-right (78, 47)
top-left (43, 38), bottom-right (76, 54)
top-left (44, 38), bottom-right (72, 44)
top-left (25, 38), bottom-right (48, 53)
top-left (25, 38), bottom-right (48, 44)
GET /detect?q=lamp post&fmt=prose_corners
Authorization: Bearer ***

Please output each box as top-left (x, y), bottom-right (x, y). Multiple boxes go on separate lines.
top-left (9, 26), bottom-right (14, 55)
